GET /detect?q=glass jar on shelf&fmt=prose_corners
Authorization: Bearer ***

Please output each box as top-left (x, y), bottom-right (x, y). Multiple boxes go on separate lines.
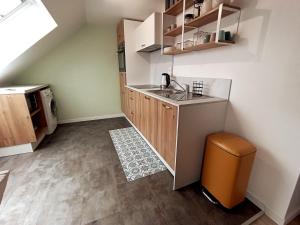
top-left (193, 31), bottom-right (211, 46)
top-left (184, 40), bottom-right (194, 49)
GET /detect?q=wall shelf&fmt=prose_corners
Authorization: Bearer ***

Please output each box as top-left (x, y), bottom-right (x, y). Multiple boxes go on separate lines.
top-left (164, 0), bottom-right (194, 16)
top-left (163, 48), bottom-right (191, 55)
top-left (30, 108), bottom-right (41, 117)
top-left (186, 4), bottom-right (240, 29)
top-left (164, 25), bottom-right (194, 37)
top-left (186, 41), bottom-right (234, 51)
top-left (163, 41), bottom-right (235, 55)
top-left (161, 2), bottom-right (241, 56)
top-left (164, 4), bottom-right (240, 37)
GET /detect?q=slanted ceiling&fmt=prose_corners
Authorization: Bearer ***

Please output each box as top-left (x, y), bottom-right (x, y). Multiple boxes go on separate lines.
top-left (0, 0), bottom-right (164, 85)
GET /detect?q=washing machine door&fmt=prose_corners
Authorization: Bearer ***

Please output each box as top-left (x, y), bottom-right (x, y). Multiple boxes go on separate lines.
top-left (50, 99), bottom-right (57, 117)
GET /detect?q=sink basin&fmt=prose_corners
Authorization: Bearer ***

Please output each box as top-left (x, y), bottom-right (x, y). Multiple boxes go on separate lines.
top-left (147, 89), bottom-right (184, 95)
top-left (147, 89), bottom-right (212, 101)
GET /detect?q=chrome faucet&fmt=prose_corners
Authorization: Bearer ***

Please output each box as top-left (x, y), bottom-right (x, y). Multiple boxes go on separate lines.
top-left (171, 79), bottom-right (190, 95)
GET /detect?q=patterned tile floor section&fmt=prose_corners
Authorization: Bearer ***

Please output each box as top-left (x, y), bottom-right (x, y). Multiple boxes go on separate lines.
top-left (109, 127), bottom-right (166, 181)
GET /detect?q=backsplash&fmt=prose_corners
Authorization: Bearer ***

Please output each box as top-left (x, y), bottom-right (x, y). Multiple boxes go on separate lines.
top-left (172, 76), bottom-right (232, 99)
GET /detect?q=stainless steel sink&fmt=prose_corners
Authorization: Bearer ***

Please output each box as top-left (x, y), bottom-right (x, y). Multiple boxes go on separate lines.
top-left (147, 89), bottom-right (184, 95)
top-left (147, 89), bottom-right (212, 101)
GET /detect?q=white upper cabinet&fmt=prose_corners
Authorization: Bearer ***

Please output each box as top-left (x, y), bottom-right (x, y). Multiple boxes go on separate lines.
top-left (135, 12), bottom-right (172, 52)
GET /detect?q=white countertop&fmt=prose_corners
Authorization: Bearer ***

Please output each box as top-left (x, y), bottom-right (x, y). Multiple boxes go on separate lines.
top-left (0, 85), bottom-right (49, 95)
top-left (127, 85), bottom-right (227, 107)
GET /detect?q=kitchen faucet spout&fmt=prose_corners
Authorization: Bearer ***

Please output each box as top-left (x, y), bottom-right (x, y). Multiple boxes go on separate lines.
top-left (171, 79), bottom-right (190, 95)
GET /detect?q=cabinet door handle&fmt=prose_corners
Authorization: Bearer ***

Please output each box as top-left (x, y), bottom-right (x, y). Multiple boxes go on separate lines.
top-left (145, 96), bottom-right (150, 100)
top-left (162, 104), bottom-right (171, 109)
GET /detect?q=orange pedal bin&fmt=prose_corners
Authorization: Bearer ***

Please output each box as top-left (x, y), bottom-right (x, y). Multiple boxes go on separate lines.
top-left (201, 132), bottom-right (256, 209)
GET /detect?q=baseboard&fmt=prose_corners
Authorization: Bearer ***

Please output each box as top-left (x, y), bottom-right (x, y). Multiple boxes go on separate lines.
top-left (241, 211), bottom-right (265, 225)
top-left (58, 113), bottom-right (124, 124)
top-left (0, 144), bottom-right (34, 158)
top-left (246, 191), bottom-right (266, 212)
top-left (284, 207), bottom-right (300, 225)
top-left (246, 191), bottom-right (287, 225)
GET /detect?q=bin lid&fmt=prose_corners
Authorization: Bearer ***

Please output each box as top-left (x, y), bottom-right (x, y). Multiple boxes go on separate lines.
top-left (207, 132), bottom-right (256, 157)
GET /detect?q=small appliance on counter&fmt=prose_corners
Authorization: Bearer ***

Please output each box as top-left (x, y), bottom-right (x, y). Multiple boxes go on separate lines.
top-left (161, 73), bottom-right (171, 89)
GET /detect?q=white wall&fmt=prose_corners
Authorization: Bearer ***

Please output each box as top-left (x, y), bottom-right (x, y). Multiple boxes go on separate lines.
top-left (150, 0), bottom-right (300, 224)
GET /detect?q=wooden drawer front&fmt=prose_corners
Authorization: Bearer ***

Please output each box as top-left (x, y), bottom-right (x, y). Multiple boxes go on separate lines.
top-left (128, 90), bottom-right (135, 122)
top-left (124, 88), bottom-right (130, 118)
top-left (157, 101), bottom-right (177, 169)
top-left (140, 94), bottom-right (158, 148)
top-left (134, 91), bottom-right (141, 129)
top-left (0, 94), bottom-right (36, 147)
top-left (127, 90), bottom-right (141, 129)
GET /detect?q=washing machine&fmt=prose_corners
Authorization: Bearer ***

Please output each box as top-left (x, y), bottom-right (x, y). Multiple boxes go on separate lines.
top-left (40, 88), bottom-right (57, 134)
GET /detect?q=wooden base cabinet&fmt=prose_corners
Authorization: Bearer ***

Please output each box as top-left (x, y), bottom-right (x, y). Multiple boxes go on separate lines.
top-left (0, 91), bottom-right (47, 148)
top-left (0, 94), bottom-right (36, 147)
top-left (127, 91), bottom-right (177, 171)
top-left (157, 101), bottom-right (177, 170)
top-left (140, 94), bottom-right (158, 149)
top-left (124, 87), bottom-right (228, 190)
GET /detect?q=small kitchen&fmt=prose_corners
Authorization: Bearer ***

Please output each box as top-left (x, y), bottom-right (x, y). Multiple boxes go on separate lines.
top-left (0, 0), bottom-right (299, 225)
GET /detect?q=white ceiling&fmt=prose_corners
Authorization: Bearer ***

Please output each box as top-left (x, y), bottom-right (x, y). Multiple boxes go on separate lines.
top-left (0, 0), bottom-right (164, 84)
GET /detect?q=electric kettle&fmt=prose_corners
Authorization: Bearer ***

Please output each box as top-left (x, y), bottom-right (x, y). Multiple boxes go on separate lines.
top-left (161, 73), bottom-right (170, 89)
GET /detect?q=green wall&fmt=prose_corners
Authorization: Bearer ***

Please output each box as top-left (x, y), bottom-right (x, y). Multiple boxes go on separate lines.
top-left (13, 24), bottom-right (121, 122)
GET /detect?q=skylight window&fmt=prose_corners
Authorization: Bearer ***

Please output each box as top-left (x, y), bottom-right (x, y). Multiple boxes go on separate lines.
top-left (0, 0), bottom-right (24, 18)
top-left (0, 0), bottom-right (57, 72)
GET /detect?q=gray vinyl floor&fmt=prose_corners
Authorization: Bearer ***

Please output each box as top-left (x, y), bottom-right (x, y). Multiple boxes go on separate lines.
top-left (0, 117), bottom-right (261, 225)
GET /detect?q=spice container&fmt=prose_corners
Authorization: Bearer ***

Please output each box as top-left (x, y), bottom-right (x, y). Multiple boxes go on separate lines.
top-left (204, 34), bottom-right (211, 43)
top-left (219, 30), bottom-right (226, 41)
top-left (185, 14), bottom-right (194, 23)
top-left (225, 31), bottom-right (231, 41)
